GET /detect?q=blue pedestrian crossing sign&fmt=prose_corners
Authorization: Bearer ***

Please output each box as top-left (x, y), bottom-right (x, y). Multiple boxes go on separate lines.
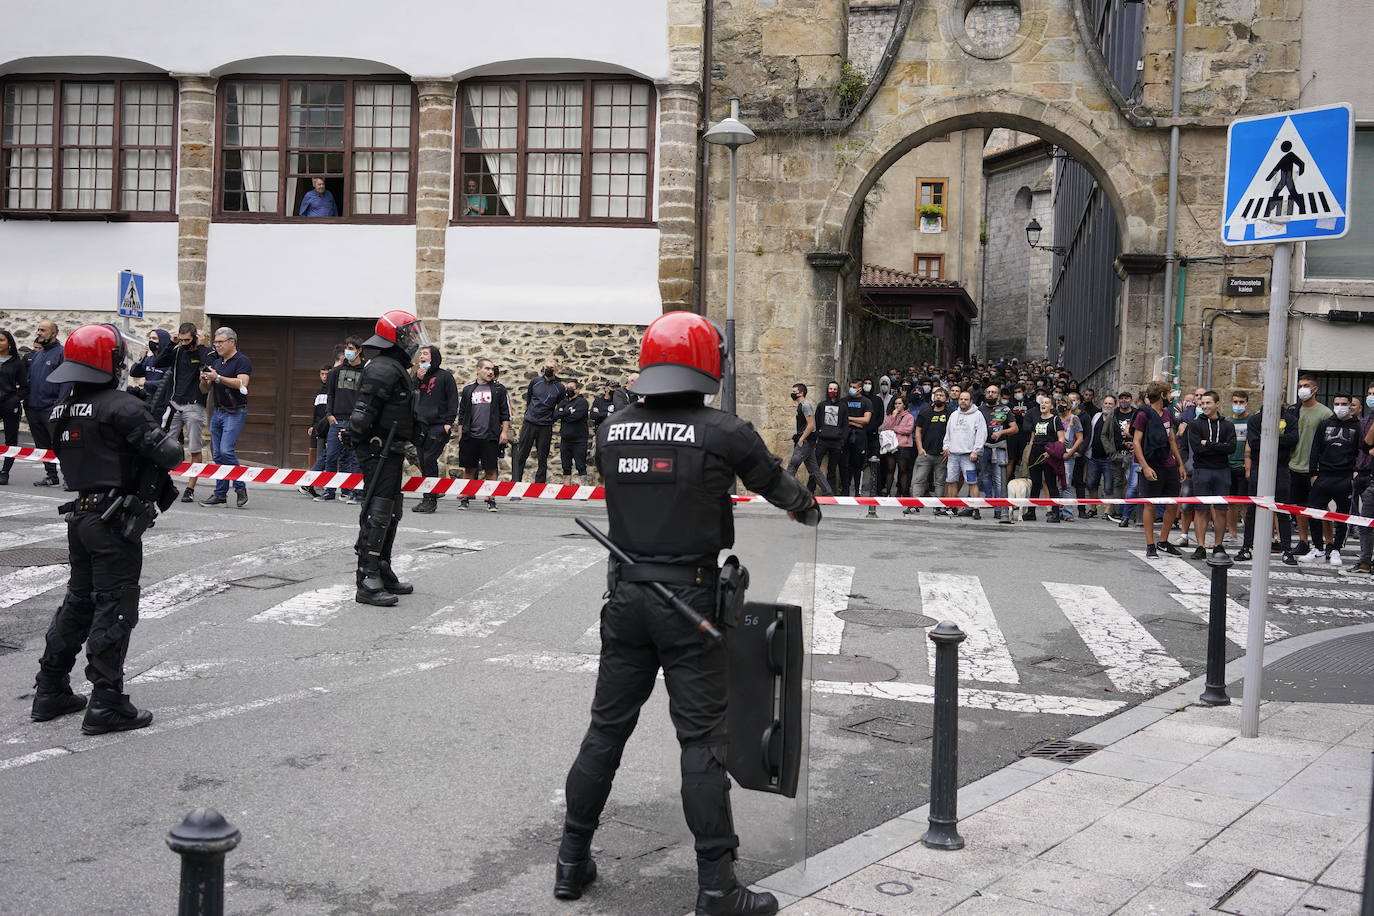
top-left (1223, 103), bottom-right (1354, 245)
top-left (117, 270), bottom-right (144, 318)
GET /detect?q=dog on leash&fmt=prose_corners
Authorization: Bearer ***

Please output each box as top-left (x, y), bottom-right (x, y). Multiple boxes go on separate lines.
top-left (1006, 477), bottom-right (1032, 523)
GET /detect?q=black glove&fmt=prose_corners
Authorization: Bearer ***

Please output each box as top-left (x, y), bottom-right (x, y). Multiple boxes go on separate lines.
top-left (794, 503), bottom-right (822, 527)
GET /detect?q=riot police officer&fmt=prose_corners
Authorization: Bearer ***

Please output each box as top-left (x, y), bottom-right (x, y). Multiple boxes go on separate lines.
top-left (555, 312), bottom-right (821, 916)
top-left (345, 309), bottom-right (426, 607)
top-left (30, 324), bottom-right (182, 733)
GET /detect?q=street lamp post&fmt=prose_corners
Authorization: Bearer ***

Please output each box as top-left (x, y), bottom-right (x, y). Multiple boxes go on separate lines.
top-left (704, 99), bottom-right (756, 416)
top-left (1024, 218), bottom-right (1066, 256)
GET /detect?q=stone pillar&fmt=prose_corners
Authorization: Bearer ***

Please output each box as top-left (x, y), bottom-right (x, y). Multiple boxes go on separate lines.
top-left (656, 84), bottom-right (701, 313)
top-left (173, 75), bottom-right (216, 333)
top-left (412, 78), bottom-right (457, 338)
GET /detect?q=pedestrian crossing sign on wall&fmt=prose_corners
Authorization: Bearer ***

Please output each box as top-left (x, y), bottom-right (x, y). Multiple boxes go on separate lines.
top-left (1222, 103), bottom-right (1354, 246)
top-left (117, 270), bottom-right (144, 318)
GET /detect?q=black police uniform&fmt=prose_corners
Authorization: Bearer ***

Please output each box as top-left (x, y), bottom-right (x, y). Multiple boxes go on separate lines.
top-left (559, 395), bottom-right (816, 914)
top-left (33, 385), bottom-right (181, 731)
top-left (346, 342), bottom-right (418, 605)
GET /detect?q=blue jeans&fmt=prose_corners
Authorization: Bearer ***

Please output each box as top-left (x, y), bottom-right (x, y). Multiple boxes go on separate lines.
top-left (210, 408), bottom-right (247, 498)
top-left (314, 422), bottom-right (361, 495)
top-left (977, 448), bottom-right (1006, 506)
top-left (1121, 460), bottom-right (1141, 520)
top-left (1086, 457), bottom-right (1115, 498)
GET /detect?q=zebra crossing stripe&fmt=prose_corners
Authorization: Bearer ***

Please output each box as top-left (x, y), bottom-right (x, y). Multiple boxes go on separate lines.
top-left (0, 522), bottom-right (67, 550)
top-left (1140, 555), bottom-right (1211, 594)
top-left (1273, 604), bottom-right (1374, 620)
top-left (1042, 582), bottom-right (1189, 694)
top-left (1268, 585), bottom-right (1374, 601)
top-left (1168, 593), bottom-right (1288, 644)
top-left (1226, 568), bottom-right (1370, 586)
top-left (426, 545), bottom-right (603, 638)
top-left (573, 621), bottom-right (601, 654)
top-left (248, 549), bottom-right (457, 627)
top-left (0, 530), bottom-right (230, 611)
top-left (141, 536), bottom-right (337, 620)
top-left (0, 500), bottom-right (57, 519)
top-left (918, 572), bottom-right (1019, 684)
top-left (778, 563), bottom-right (855, 656)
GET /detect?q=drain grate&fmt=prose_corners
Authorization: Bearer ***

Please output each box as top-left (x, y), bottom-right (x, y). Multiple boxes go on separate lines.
top-left (230, 574), bottom-right (303, 590)
top-left (837, 610), bottom-right (936, 629)
top-left (842, 715), bottom-right (932, 744)
top-left (811, 654), bottom-right (899, 683)
top-left (1019, 739), bottom-right (1104, 762)
top-left (1025, 655), bottom-right (1109, 678)
top-left (0, 547), bottom-right (69, 566)
top-left (1269, 631), bottom-right (1374, 675)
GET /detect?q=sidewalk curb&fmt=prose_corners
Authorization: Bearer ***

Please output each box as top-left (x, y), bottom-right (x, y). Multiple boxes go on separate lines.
top-left (754, 620), bottom-right (1374, 902)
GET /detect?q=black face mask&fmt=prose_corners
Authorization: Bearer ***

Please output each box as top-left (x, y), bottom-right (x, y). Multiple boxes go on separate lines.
top-left (544, 368), bottom-right (556, 378)
top-left (789, 392), bottom-right (799, 401)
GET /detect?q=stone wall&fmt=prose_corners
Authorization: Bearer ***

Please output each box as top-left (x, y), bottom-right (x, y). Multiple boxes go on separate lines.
top-left (713, 0), bottom-right (849, 121)
top-left (844, 306), bottom-right (937, 382)
top-left (847, 3), bottom-right (901, 79)
top-left (981, 151), bottom-right (1053, 360)
top-left (0, 310), bottom-right (175, 351)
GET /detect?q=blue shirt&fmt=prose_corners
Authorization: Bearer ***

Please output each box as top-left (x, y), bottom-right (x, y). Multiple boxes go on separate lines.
top-left (209, 352), bottom-right (253, 411)
top-left (298, 189), bottom-right (338, 218)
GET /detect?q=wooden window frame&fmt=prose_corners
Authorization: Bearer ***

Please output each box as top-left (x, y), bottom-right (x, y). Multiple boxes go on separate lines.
top-left (455, 74), bottom-right (657, 227)
top-left (213, 74), bottom-right (418, 224)
top-left (917, 177), bottom-right (947, 230)
top-left (914, 253), bottom-right (945, 280)
top-left (0, 73), bottom-right (178, 222)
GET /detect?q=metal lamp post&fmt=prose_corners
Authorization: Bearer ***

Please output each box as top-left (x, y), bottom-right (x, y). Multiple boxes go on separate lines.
top-left (704, 99), bottom-right (756, 416)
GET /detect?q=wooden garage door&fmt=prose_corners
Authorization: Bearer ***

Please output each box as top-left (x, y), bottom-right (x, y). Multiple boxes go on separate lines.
top-left (209, 317), bottom-right (375, 468)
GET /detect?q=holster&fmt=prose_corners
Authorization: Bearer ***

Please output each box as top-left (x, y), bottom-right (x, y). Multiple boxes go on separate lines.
top-left (716, 555), bottom-right (749, 629)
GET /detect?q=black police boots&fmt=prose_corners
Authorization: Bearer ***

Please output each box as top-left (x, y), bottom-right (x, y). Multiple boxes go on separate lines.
top-left (356, 567), bottom-right (399, 607)
top-left (695, 856), bottom-right (778, 916)
top-left (379, 562), bottom-right (413, 596)
top-left (553, 857), bottom-right (597, 900)
top-left (81, 688), bottom-right (153, 735)
top-left (30, 676), bottom-right (87, 722)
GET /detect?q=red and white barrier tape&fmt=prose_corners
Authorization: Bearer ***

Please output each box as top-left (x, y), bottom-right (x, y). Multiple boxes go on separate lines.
top-left (3, 446), bottom-right (1371, 528)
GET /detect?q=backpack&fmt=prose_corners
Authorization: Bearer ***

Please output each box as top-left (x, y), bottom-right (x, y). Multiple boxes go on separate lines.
top-left (1137, 407), bottom-right (1171, 465)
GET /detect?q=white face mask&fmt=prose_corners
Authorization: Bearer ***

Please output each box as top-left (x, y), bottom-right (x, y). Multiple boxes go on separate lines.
top-left (1334, 405), bottom-right (1351, 419)
top-left (344, 348), bottom-right (357, 361)
top-left (1297, 386), bottom-right (1313, 401)
top-left (419, 362), bottom-right (430, 371)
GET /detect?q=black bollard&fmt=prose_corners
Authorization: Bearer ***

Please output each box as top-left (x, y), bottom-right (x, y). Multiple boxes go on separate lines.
top-left (1199, 552), bottom-right (1234, 706)
top-left (922, 620), bottom-right (967, 850)
top-left (166, 807), bottom-right (241, 916)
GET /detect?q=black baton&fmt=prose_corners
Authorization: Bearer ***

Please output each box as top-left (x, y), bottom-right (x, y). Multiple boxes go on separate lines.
top-left (575, 517), bottom-right (723, 642)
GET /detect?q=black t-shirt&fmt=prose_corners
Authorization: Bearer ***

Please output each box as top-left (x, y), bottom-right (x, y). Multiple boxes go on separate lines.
top-left (1029, 413), bottom-right (1058, 447)
top-left (208, 351), bottom-right (252, 410)
top-left (916, 403), bottom-right (951, 453)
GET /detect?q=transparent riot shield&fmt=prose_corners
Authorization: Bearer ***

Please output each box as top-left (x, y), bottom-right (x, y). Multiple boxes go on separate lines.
top-left (727, 502), bottom-right (818, 872)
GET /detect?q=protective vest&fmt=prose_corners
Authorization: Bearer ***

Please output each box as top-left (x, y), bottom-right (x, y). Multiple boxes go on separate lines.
top-left (49, 388), bottom-right (152, 492)
top-left (599, 402), bottom-right (744, 558)
top-left (348, 350), bottom-right (417, 446)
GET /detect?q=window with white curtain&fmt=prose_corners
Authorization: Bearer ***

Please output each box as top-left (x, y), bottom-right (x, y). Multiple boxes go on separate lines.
top-left (218, 76), bottom-right (415, 221)
top-left (458, 76), bottom-right (655, 224)
top-left (1, 76), bottom-right (175, 215)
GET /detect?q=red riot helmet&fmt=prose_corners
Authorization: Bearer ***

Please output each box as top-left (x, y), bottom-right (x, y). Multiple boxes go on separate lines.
top-left (634, 311), bottom-right (727, 396)
top-left (48, 323), bottom-right (131, 387)
top-left (365, 309), bottom-right (430, 359)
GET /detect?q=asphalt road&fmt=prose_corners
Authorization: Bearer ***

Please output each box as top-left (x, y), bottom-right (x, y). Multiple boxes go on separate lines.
top-left (1, 458), bottom-right (1370, 915)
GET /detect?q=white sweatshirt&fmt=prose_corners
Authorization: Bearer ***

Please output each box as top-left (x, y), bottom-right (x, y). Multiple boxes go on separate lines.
top-left (944, 406), bottom-right (988, 454)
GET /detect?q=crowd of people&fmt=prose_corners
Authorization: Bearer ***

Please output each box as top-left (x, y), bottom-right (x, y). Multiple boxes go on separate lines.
top-left (785, 357), bottom-right (1374, 574)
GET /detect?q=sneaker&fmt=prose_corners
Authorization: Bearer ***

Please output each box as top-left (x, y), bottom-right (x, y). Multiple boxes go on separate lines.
top-left (1234, 548), bottom-right (1253, 562)
top-left (1192, 546), bottom-right (1207, 561)
top-left (1160, 542), bottom-right (1183, 557)
top-left (180, 487), bottom-right (195, 503)
top-left (199, 495), bottom-right (227, 506)
top-left (972, 509), bottom-right (982, 521)
top-left (1292, 541), bottom-right (1311, 557)
top-left (486, 498), bottom-right (498, 512)
top-left (297, 485), bottom-right (318, 498)
top-left (933, 508), bottom-right (949, 518)
top-left (1281, 551), bottom-right (1298, 566)
top-left (343, 494), bottom-right (359, 506)
top-left (1145, 544), bottom-right (1160, 559)
top-left (1176, 534), bottom-right (1191, 547)
top-left (1118, 518), bottom-right (1131, 528)
top-left (458, 497), bottom-right (471, 510)
top-left (236, 490), bottom-right (248, 509)
top-left (1346, 561), bottom-right (1372, 575)
top-left (1222, 534), bottom-right (1238, 547)
top-left (1271, 541), bottom-right (1285, 554)
top-left (902, 507), bottom-right (918, 516)
top-left (1328, 549), bottom-right (1343, 567)
top-left (1299, 550), bottom-right (1325, 565)
top-left (33, 477), bottom-right (61, 487)
top-left (314, 491), bottom-right (337, 502)
top-left (1046, 513), bottom-right (1061, 523)
top-left (1212, 545), bottom-right (1229, 560)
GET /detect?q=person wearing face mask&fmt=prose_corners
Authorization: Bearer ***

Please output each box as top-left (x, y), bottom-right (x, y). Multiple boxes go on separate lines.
top-left (1238, 395), bottom-right (1299, 565)
top-left (512, 358), bottom-right (569, 489)
top-left (1301, 394), bottom-right (1361, 566)
top-left (1350, 387), bottom-right (1374, 575)
top-left (1021, 395), bottom-right (1066, 523)
top-left (128, 328), bottom-right (171, 404)
top-left (1225, 391), bottom-right (1251, 546)
top-left (1287, 375), bottom-right (1332, 557)
top-left (23, 320), bottom-right (66, 486)
top-left (786, 382), bottom-right (834, 497)
top-left (0, 329), bottom-right (24, 485)
top-left (978, 384), bottom-right (1017, 522)
top-left (1007, 383), bottom-right (1030, 477)
top-left (906, 388), bottom-right (951, 516)
top-left (814, 381), bottom-right (846, 495)
top-left (839, 378), bottom-right (874, 497)
top-left (411, 346), bottom-right (459, 513)
top-left (150, 322), bottom-right (214, 503)
top-left (313, 336), bottom-right (367, 504)
top-left (1184, 391), bottom-right (1237, 560)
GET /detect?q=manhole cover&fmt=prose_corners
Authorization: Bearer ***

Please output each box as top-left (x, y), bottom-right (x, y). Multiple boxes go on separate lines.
top-left (230, 574), bottom-right (303, 590)
top-left (420, 543), bottom-right (480, 554)
top-left (1025, 655), bottom-right (1109, 678)
top-left (0, 547), bottom-right (69, 566)
top-left (837, 610), bottom-right (935, 629)
top-left (842, 715), bottom-right (932, 744)
top-left (1141, 615), bottom-right (1207, 633)
top-left (1270, 631), bottom-right (1374, 674)
top-left (1019, 739), bottom-right (1103, 762)
top-left (811, 654), bottom-right (899, 682)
